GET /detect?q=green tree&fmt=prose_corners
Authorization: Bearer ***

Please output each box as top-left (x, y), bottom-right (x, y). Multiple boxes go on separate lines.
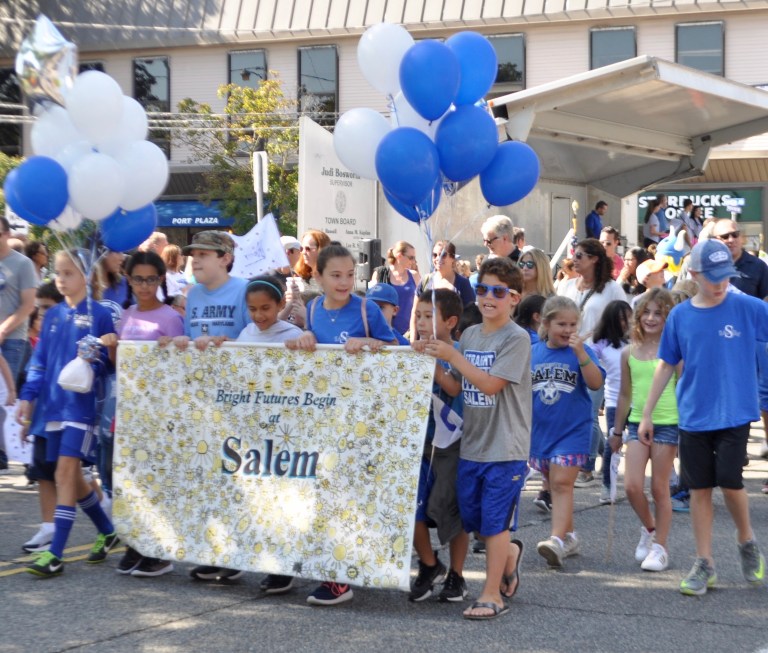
top-left (174, 75), bottom-right (302, 235)
top-left (0, 152), bottom-right (21, 215)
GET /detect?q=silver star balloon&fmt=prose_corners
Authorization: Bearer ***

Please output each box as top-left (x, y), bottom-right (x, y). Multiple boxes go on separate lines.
top-left (15, 15), bottom-right (78, 109)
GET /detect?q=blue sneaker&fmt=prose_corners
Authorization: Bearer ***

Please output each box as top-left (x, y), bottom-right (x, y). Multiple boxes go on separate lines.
top-left (671, 490), bottom-right (690, 513)
top-left (306, 581), bottom-right (353, 605)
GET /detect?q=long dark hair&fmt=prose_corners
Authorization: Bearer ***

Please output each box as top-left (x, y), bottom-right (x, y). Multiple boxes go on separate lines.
top-left (122, 251), bottom-right (171, 308)
top-left (576, 238), bottom-right (614, 294)
top-left (592, 300), bottom-right (632, 348)
top-left (643, 199), bottom-right (661, 224)
top-left (620, 247), bottom-right (651, 296)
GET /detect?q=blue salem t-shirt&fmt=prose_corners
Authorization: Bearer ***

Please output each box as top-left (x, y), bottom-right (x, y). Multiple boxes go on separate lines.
top-left (185, 276), bottom-right (250, 339)
top-left (659, 293), bottom-right (768, 431)
top-left (530, 342), bottom-right (603, 459)
top-left (307, 294), bottom-right (395, 344)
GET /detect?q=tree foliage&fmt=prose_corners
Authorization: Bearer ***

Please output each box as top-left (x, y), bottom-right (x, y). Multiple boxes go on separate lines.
top-left (0, 152), bottom-right (21, 215)
top-left (174, 75), bottom-right (302, 235)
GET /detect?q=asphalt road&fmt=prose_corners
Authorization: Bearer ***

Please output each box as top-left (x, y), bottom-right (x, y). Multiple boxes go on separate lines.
top-left (2, 425), bottom-right (767, 653)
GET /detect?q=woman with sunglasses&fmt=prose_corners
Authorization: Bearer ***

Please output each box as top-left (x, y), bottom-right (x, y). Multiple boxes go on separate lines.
top-left (412, 241), bottom-right (475, 338)
top-left (519, 248), bottom-right (555, 301)
top-left (557, 238), bottom-right (626, 487)
top-left (371, 241), bottom-right (420, 335)
top-left (285, 230), bottom-right (332, 327)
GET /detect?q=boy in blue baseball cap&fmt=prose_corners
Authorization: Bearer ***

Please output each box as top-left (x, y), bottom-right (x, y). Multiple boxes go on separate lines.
top-left (366, 284), bottom-right (409, 345)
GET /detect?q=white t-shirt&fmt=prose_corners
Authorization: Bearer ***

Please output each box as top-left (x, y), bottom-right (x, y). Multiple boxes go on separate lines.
top-left (557, 277), bottom-right (627, 340)
top-left (591, 339), bottom-right (624, 407)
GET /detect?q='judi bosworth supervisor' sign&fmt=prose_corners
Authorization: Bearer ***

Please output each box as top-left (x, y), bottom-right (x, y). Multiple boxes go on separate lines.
top-left (113, 342), bottom-right (433, 590)
top-left (297, 116), bottom-right (376, 253)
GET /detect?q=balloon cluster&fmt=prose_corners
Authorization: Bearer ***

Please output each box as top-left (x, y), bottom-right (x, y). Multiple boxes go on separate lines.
top-left (334, 24), bottom-right (540, 223)
top-left (3, 17), bottom-right (168, 252)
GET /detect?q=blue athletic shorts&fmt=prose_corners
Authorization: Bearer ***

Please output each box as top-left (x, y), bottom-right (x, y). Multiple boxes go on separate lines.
top-left (45, 425), bottom-right (97, 464)
top-left (627, 423), bottom-right (679, 446)
top-left (415, 456), bottom-right (435, 523)
top-left (456, 459), bottom-right (527, 537)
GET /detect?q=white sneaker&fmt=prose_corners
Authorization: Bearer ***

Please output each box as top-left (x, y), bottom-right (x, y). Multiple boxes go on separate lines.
top-left (23, 523), bottom-right (55, 553)
top-left (537, 536), bottom-right (565, 568)
top-left (760, 441), bottom-right (768, 460)
top-left (641, 543), bottom-right (669, 572)
top-left (563, 532), bottom-right (580, 558)
top-left (635, 526), bottom-right (655, 563)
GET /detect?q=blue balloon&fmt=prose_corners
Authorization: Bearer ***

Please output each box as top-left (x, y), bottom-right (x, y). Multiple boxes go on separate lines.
top-left (7, 157), bottom-right (68, 224)
top-left (375, 127), bottom-right (441, 206)
top-left (3, 168), bottom-right (51, 226)
top-left (480, 141), bottom-right (540, 206)
top-left (100, 204), bottom-right (158, 252)
top-left (446, 32), bottom-right (498, 105)
top-left (384, 174), bottom-right (442, 223)
top-left (399, 40), bottom-right (460, 121)
top-left (435, 105), bottom-right (498, 182)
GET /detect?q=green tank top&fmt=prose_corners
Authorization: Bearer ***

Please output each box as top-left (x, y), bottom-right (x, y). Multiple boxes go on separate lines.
top-left (627, 348), bottom-right (678, 425)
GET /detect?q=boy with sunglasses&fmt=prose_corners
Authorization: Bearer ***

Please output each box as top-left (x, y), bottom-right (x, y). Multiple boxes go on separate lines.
top-left (422, 257), bottom-right (531, 620)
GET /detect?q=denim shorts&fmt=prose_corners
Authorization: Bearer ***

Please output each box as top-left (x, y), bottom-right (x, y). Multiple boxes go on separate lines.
top-left (627, 423), bottom-right (678, 446)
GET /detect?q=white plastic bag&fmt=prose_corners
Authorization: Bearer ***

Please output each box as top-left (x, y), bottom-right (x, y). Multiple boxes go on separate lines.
top-left (57, 357), bottom-right (94, 393)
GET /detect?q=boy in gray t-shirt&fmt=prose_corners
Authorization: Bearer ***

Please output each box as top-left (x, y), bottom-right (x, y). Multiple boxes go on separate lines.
top-left (423, 257), bottom-right (531, 621)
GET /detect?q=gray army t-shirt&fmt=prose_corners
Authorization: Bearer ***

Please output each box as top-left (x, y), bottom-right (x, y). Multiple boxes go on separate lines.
top-left (0, 249), bottom-right (38, 340)
top-left (457, 320), bottom-right (532, 463)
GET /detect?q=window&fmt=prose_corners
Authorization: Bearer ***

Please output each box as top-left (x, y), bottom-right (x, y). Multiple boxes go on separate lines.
top-left (488, 35), bottom-right (525, 97)
top-left (676, 22), bottom-right (724, 76)
top-left (79, 62), bottom-right (105, 73)
top-left (229, 50), bottom-right (267, 88)
top-left (590, 27), bottom-right (636, 69)
top-left (0, 68), bottom-right (22, 157)
top-left (298, 46), bottom-right (338, 125)
top-left (133, 57), bottom-right (170, 156)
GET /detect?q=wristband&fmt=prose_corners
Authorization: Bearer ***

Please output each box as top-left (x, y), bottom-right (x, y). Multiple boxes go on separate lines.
top-left (611, 431), bottom-right (623, 437)
top-left (579, 358), bottom-right (591, 368)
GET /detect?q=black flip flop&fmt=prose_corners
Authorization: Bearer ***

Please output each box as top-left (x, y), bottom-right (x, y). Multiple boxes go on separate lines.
top-left (463, 601), bottom-right (510, 621)
top-left (501, 539), bottom-right (524, 599)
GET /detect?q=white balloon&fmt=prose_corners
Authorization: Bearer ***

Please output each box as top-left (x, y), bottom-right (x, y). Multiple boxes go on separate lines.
top-left (357, 23), bottom-right (414, 96)
top-left (48, 205), bottom-right (83, 232)
top-left (66, 71), bottom-right (125, 145)
top-left (390, 92), bottom-right (446, 140)
top-left (113, 140), bottom-right (169, 210)
top-left (68, 152), bottom-right (126, 221)
top-left (334, 108), bottom-right (391, 180)
top-left (30, 105), bottom-right (81, 157)
top-left (98, 96), bottom-right (150, 157)
top-left (54, 140), bottom-right (93, 174)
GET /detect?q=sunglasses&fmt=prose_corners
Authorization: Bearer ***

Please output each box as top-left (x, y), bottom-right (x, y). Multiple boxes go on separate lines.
top-left (716, 231), bottom-right (741, 241)
top-left (476, 283), bottom-right (515, 299)
top-left (574, 252), bottom-right (591, 260)
top-left (518, 260), bottom-right (535, 269)
top-left (301, 246), bottom-right (317, 252)
top-left (130, 275), bottom-right (161, 286)
top-left (483, 236), bottom-right (500, 246)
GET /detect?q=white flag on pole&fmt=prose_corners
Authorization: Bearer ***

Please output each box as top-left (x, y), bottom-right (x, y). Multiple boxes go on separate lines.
top-left (230, 213), bottom-right (290, 279)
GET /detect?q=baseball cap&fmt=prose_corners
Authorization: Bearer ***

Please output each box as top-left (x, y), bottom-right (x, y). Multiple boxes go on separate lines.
top-left (635, 259), bottom-right (668, 286)
top-left (281, 235), bottom-right (301, 251)
top-left (182, 231), bottom-right (235, 256)
top-left (366, 283), bottom-right (399, 307)
top-left (688, 239), bottom-right (739, 283)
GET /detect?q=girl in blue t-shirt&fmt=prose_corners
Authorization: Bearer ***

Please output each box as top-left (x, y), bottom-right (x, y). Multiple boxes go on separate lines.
top-left (286, 244), bottom-right (395, 605)
top-left (611, 288), bottom-right (680, 573)
top-left (530, 296), bottom-right (604, 569)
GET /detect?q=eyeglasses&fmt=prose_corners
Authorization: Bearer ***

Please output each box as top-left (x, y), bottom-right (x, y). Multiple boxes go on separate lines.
top-left (716, 231), bottom-right (741, 241)
top-left (130, 275), bottom-right (161, 286)
top-left (518, 260), bottom-right (535, 269)
top-left (483, 236), bottom-right (500, 246)
top-left (475, 283), bottom-right (516, 299)
top-left (301, 245), bottom-right (317, 252)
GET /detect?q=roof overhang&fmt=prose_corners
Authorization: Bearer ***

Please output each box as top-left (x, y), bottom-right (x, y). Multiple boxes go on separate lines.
top-left (488, 56), bottom-right (768, 197)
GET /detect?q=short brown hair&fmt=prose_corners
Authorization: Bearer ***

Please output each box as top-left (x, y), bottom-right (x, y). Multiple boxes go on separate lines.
top-left (478, 257), bottom-right (523, 293)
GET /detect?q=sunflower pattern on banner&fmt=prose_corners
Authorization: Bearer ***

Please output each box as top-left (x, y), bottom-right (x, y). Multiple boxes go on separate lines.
top-left (113, 343), bottom-right (434, 591)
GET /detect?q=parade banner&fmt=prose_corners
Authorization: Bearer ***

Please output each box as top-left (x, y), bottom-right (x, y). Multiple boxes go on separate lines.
top-left (113, 343), bottom-right (434, 591)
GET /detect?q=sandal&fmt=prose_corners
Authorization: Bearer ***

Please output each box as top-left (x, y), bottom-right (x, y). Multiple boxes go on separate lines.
top-left (463, 600), bottom-right (510, 621)
top-left (501, 539), bottom-right (524, 599)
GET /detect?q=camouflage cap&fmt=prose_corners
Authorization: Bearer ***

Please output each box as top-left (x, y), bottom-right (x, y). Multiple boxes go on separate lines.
top-left (182, 230), bottom-right (235, 256)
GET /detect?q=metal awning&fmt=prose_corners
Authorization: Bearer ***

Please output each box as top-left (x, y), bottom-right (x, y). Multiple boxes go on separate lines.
top-left (488, 55), bottom-right (768, 198)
